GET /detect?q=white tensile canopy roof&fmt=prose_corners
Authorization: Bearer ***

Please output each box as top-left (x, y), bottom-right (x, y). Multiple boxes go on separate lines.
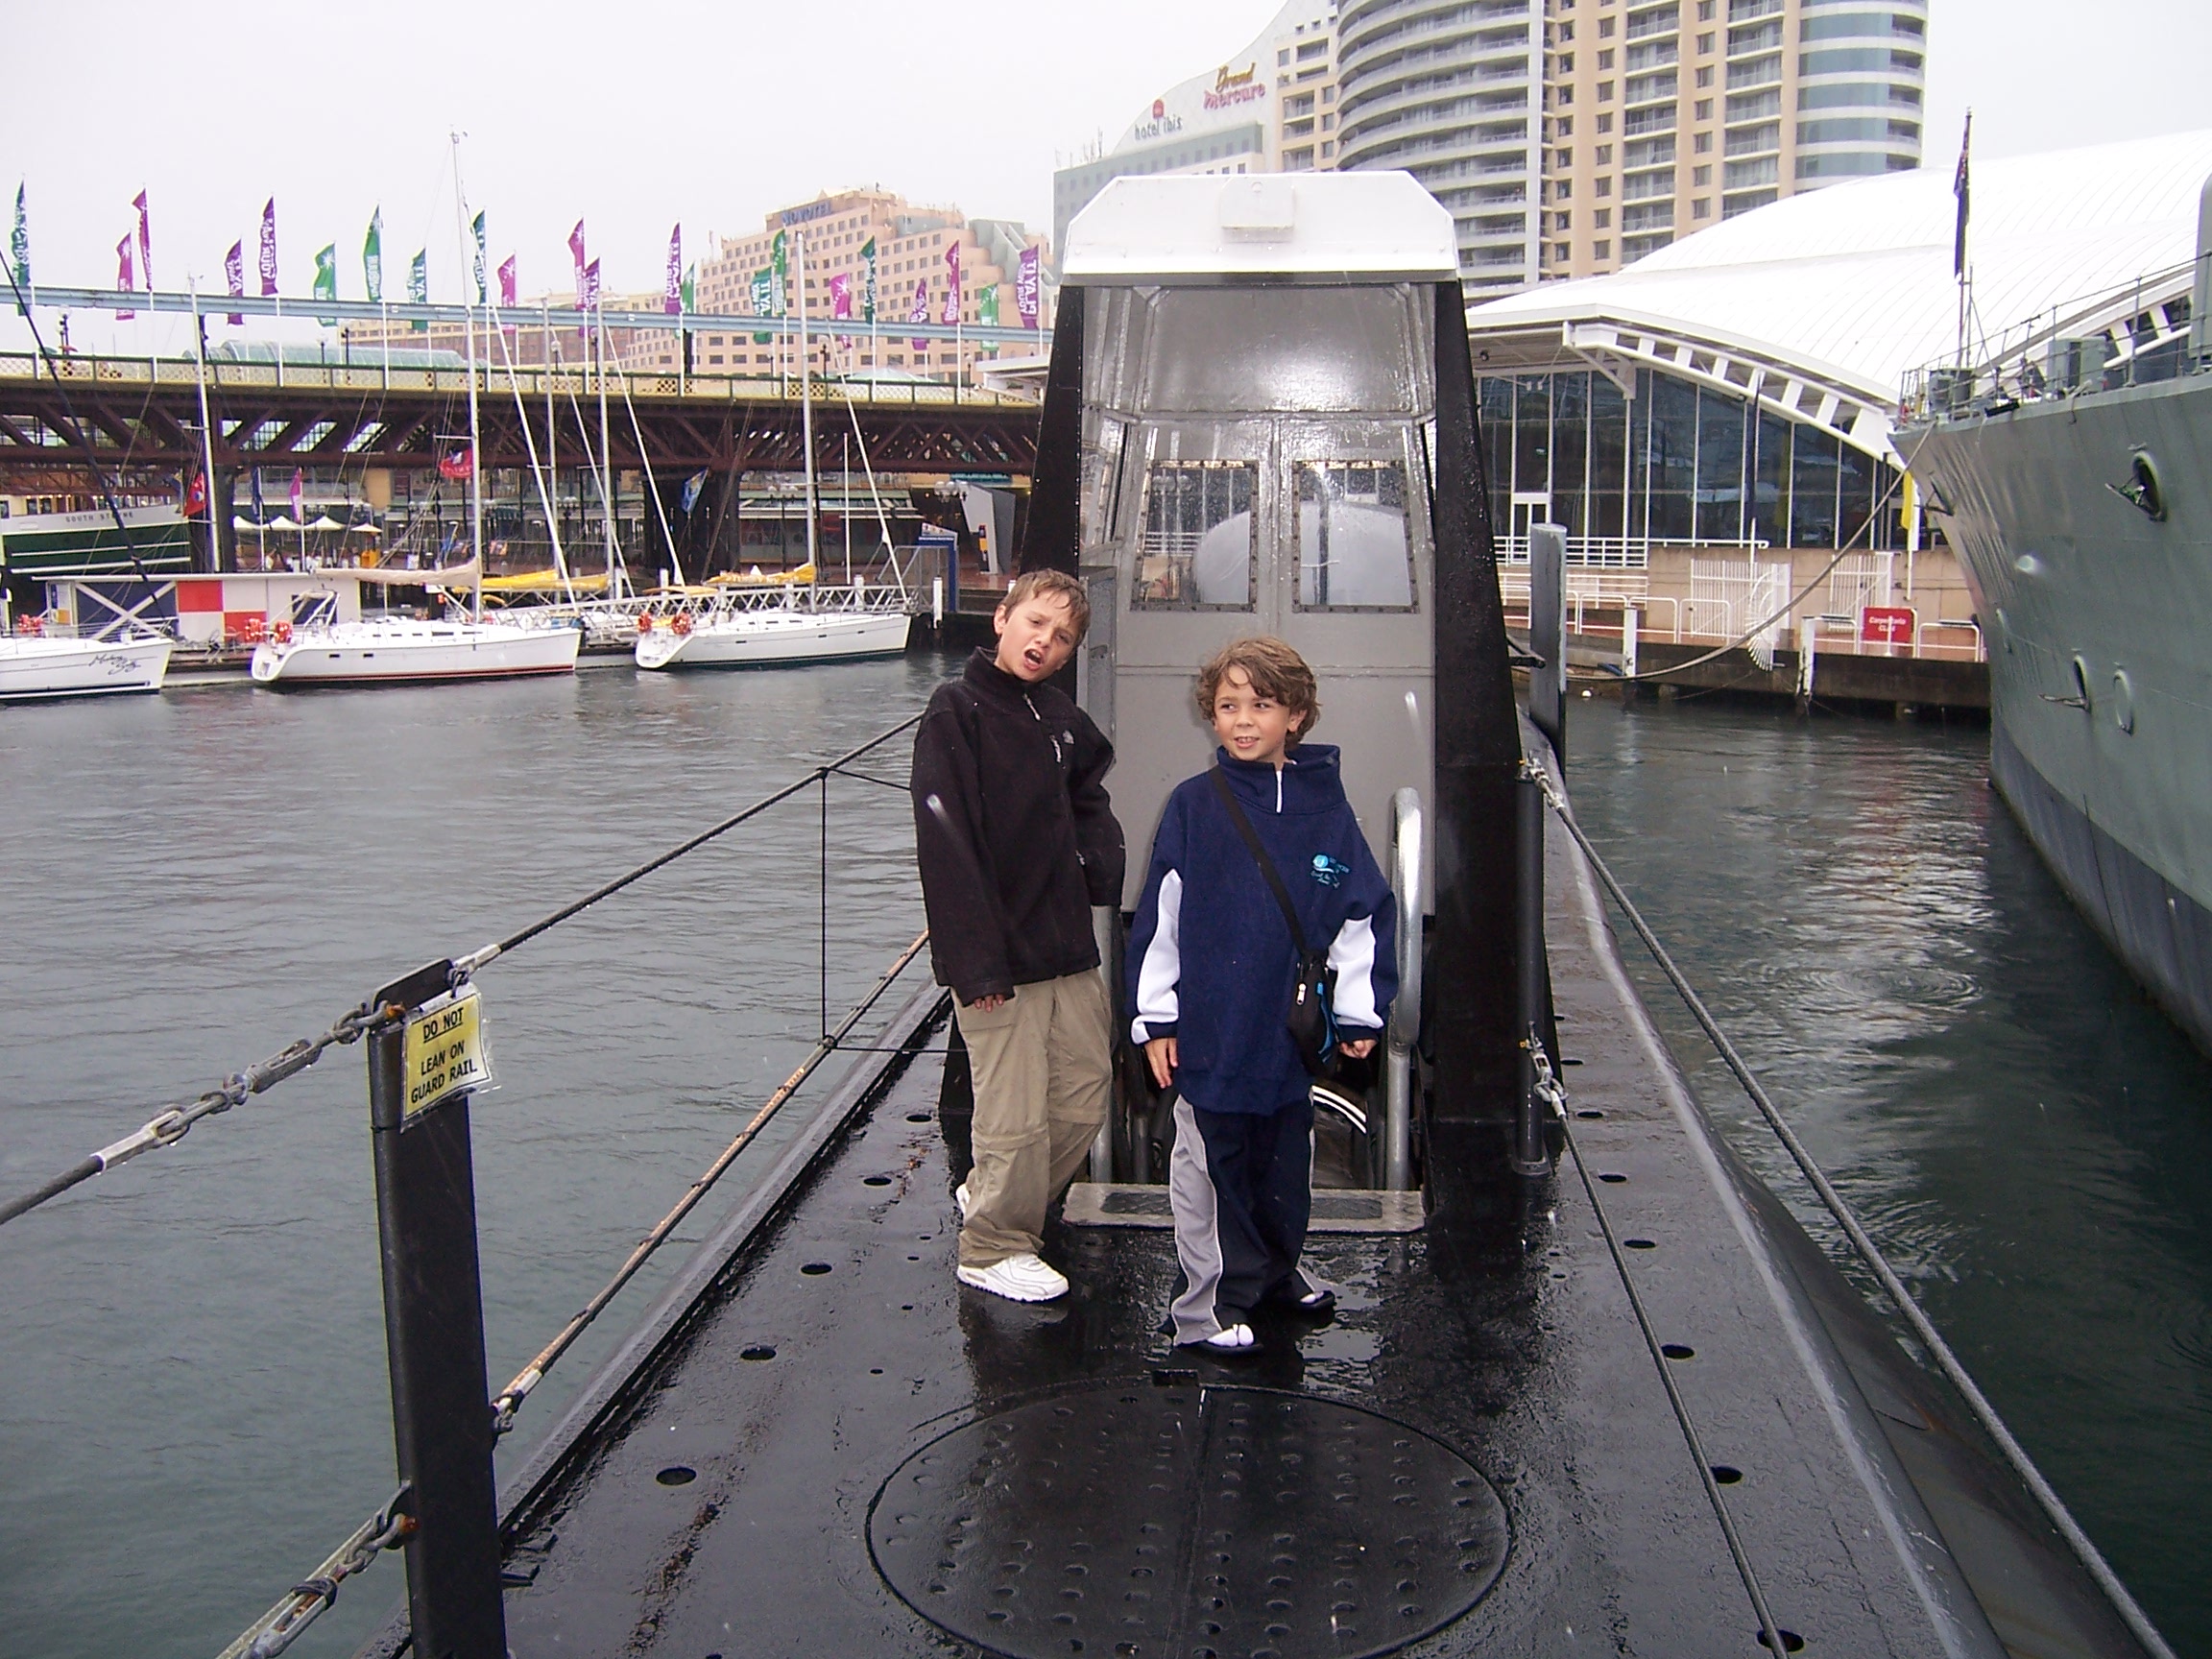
top-left (1065, 172), bottom-right (1458, 284)
top-left (1467, 130), bottom-right (2212, 457)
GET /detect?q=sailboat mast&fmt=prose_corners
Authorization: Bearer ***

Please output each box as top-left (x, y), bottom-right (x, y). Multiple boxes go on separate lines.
top-left (798, 230), bottom-right (817, 584)
top-left (453, 138), bottom-right (484, 617)
top-left (188, 279), bottom-right (221, 575)
top-left (597, 301), bottom-right (616, 598)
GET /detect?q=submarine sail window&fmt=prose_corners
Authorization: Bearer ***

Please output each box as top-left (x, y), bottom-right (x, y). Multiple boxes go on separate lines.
top-left (1296, 461), bottom-right (1416, 611)
top-left (1133, 460), bottom-right (1258, 610)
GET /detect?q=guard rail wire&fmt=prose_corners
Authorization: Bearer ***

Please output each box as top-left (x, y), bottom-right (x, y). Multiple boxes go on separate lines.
top-left (1527, 762), bottom-right (2177, 1659)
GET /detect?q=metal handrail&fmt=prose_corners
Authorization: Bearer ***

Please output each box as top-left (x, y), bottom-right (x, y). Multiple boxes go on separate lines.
top-left (1383, 787), bottom-right (1424, 1192)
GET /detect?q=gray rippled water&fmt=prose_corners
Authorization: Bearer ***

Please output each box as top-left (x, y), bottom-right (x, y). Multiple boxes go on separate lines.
top-left (1566, 694), bottom-right (2212, 1652)
top-left (3, 667), bottom-right (2206, 1654)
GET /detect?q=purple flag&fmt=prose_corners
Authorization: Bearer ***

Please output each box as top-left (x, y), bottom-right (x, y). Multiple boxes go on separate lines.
top-left (942, 240), bottom-right (961, 326)
top-left (114, 234), bottom-right (134, 319)
top-left (909, 276), bottom-right (928, 352)
top-left (1017, 246), bottom-right (1041, 330)
top-left (568, 220), bottom-right (587, 305)
top-left (258, 199), bottom-right (278, 296)
top-left (584, 257), bottom-right (601, 310)
top-left (498, 254), bottom-right (517, 309)
top-left (830, 271), bottom-right (852, 347)
top-left (664, 224), bottom-right (682, 315)
top-left (132, 189), bottom-right (151, 289)
top-left (225, 240), bottom-right (244, 325)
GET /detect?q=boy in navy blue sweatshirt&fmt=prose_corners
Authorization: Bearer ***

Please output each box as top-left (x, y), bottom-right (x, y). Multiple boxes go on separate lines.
top-left (1126, 637), bottom-right (1397, 1352)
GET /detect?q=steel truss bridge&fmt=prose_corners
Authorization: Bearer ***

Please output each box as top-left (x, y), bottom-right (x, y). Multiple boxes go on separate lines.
top-left (0, 288), bottom-right (1047, 484)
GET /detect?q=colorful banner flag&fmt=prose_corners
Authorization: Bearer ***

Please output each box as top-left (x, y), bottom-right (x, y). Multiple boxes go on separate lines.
top-left (133, 189), bottom-right (152, 289)
top-left (568, 220), bottom-right (588, 306)
top-left (751, 269), bottom-right (774, 344)
top-left (313, 243), bottom-right (337, 324)
top-left (909, 276), bottom-right (928, 352)
top-left (408, 249), bottom-right (427, 331)
top-left (679, 469), bottom-right (708, 514)
top-left (471, 210), bottom-right (488, 303)
top-left (1952, 110), bottom-right (1972, 280)
top-left (9, 183), bottom-right (27, 311)
top-left (771, 229), bottom-right (788, 316)
top-left (664, 224), bottom-right (683, 315)
top-left (258, 199), bottom-right (278, 297)
top-left (439, 446), bottom-right (473, 482)
top-left (364, 207), bottom-right (383, 302)
top-left (225, 240), bottom-right (244, 325)
top-left (252, 468), bottom-right (265, 523)
top-left (583, 257), bottom-right (601, 312)
top-left (498, 254), bottom-right (517, 310)
top-left (860, 238), bottom-right (877, 325)
top-left (183, 469), bottom-right (207, 517)
top-left (978, 281), bottom-right (999, 328)
top-left (830, 271), bottom-right (852, 348)
top-left (942, 240), bottom-right (961, 327)
top-left (681, 263), bottom-right (695, 314)
top-left (290, 468), bottom-right (304, 521)
top-left (114, 233), bottom-right (134, 319)
top-left (1017, 246), bottom-right (1041, 330)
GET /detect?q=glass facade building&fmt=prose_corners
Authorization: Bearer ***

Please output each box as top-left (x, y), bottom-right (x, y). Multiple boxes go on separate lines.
top-left (1478, 364), bottom-right (1903, 550)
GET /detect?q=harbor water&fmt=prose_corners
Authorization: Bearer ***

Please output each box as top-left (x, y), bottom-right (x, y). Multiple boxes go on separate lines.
top-left (0, 662), bottom-right (2205, 1655)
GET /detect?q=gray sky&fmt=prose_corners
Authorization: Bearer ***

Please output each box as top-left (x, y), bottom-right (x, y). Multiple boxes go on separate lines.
top-left (3, 0), bottom-right (2206, 351)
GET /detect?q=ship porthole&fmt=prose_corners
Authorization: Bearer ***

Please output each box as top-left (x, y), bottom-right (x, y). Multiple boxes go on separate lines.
top-left (2116, 450), bottom-right (2167, 522)
top-left (2112, 669), bottom-right (2135, 734)
top-left (2071, 656), bottom-right (2093, 712)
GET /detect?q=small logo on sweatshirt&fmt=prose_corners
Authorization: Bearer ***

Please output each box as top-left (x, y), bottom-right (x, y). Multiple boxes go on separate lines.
top-left (1310, 854), bottom-right (1347, 888)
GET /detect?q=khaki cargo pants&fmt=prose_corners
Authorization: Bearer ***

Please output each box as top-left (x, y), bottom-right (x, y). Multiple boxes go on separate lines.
top-left (953, 969), bottom-right (1111, 1268)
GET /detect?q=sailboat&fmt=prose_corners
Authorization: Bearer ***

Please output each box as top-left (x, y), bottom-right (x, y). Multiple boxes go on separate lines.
top-left (637, 230), bottom-right (911, 672)
top-left (250, 157), bottom-right (581, 689)
top-left (0, 616), bottom-right (172, 702)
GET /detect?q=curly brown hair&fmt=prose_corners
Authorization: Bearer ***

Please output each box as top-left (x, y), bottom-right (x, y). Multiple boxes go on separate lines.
top-left (1195, 636), bottom-right (1320, 746)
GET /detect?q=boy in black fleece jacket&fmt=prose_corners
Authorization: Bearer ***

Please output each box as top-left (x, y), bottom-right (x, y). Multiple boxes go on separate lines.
top-left (910, 570), bottom-right (1124, 1303)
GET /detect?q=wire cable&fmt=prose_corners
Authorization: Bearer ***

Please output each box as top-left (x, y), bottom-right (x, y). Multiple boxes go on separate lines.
top-left (1531, 766), bottom-right (2177, 1659)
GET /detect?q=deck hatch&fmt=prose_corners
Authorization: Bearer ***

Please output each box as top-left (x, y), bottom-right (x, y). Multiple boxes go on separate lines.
top-left (868, 1384), bottom-right (1506, 1658)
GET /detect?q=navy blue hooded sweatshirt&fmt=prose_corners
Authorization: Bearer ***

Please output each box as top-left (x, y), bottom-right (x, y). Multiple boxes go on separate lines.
top-left (1125, 744), bottom-right (1397, 1116)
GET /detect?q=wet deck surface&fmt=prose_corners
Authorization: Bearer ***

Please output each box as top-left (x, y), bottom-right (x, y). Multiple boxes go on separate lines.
top-left (482, 816), bottom-right (2056, 1658)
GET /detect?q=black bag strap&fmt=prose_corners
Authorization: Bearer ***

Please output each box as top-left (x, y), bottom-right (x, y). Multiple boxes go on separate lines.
top-left (1210, 766), bottom-right (1311, 956)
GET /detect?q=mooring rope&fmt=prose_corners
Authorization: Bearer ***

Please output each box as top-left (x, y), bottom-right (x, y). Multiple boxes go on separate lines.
top-left (1528, 763), bottom-right (2177, 1659)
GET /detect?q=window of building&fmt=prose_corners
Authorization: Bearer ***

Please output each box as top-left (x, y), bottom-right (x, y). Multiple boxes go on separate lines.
top-left (1598, 47), bottom-right (1616, 67)
top-left (1693, 197), bottom-right (1712, 218)
top-left (1599, 81), bottom-right (1614, 100)
top-left (1296, 464), bottom-right (1415, 610)
top-left (1695, 64), bottom-right (1714, 85)
top-left (1557, 210), bottom-right (1573, 229)
top-left (1596, 207), bottom-right (1612, 226)
top-left (1559, 51), bottom-right (1575, 71)
top-left (1595, 239), bottom-right (1612, 258)
top-left (1297, 37), bottom-right (1328, 59)
top-left (1693, 163), bottom-right (1712, 183)
top-left (708, 354), bottom-right (724, 365)
top-left (1597, 177), bottom-right (1613, 196)
top-left (1555, 241), bottom-right (1573, 261)
top-left (1557, 83), bottom-right (1575, 103)
top-left (1599, 14), bottom-right (1615, 34)
top-left (1322, 112), bottom-right (1335, 130)
top-left (1555, 178), bottom-right (1574, 199)
top-left (1558, 115), bottom-right (1575, 135)
top-left (1135, 462), bottom-right (1256, 610)
top-left (1323, 84), bottom-right (1336, 102)
top-left (1597, 112), bottom-right (1614, 131)
top-left (1279, 48), bottom-right (1289, 63)
top-left (1559, 19), bottom-right (1576, 39)
top-left (1695, 97), bottom-right (1713, 117)
top-left (1697, 0), bottom-right (1715, 14)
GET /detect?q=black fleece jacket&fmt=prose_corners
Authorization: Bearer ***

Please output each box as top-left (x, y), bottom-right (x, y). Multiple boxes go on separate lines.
top-left (910, 649), bottom-right (1124, 1004)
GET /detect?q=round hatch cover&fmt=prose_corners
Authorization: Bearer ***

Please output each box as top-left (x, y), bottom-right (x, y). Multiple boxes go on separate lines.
top-left (869, 1383), bottom-right (1508, 1659)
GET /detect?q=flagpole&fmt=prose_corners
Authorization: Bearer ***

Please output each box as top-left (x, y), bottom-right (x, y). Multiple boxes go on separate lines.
top-left (188, 277), bottom-right (222, 575)
top-left (798, 229), bottom-right (818, 589)
top-left (597, 298), bottom-right (618, 599)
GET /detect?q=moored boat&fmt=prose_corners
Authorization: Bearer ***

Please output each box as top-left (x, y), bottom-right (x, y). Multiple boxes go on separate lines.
top-left (248, 615), bottom-right (580, 686)
top-left (633, 600), bottom-right (910, 670)
top-left (0, 629), bottom-right (173, 701)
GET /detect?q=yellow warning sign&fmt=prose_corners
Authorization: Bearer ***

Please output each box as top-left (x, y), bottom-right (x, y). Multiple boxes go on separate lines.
top-left (401, 986), bottom-right (493, 1115)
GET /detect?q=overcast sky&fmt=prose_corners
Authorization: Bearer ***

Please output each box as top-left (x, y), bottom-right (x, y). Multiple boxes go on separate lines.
top-left (3, 0), bottom-right (2206, 351)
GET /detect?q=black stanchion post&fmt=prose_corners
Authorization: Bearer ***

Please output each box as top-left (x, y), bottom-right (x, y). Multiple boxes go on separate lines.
top-left (1514, 776), bottom-right (1551, 1176)
top-left (366, 959), bottom-right (508, 1659)
top-left (1528, 521), bottom-right (1567, 769)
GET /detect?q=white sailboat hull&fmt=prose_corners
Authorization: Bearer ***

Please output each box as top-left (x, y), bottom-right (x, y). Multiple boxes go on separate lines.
top-left (635, 609), bottom-right (911, 671)
top-left (0, 635), bottom-right (173, 701)
top-left (250, 619), bottom-right (582, 686)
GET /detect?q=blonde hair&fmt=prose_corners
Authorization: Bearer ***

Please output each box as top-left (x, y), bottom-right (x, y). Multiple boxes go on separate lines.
top-left (1196, 637), bottom-right (1320, 746)
top-left (998, 569), bottom-right (1092, 641)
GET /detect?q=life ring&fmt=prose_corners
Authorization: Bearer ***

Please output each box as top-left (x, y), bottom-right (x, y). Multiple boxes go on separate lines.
top-left (671, 613), bottom-right (694, 637)
top-left (13, 614), bottom-right (42, 637)
top-left (637, 613), bottom-right (655, 634)
top-left (273, 618), bottom-right (294, 644)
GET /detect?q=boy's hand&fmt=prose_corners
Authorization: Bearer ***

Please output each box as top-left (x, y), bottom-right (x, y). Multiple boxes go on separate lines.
top-left (1145, 1036), bottom-right (1178, 1090)
top-left (968, 993), bottom-right (1008, 1012)
top-left (1340, 1038), bottom-right (1376, 1060)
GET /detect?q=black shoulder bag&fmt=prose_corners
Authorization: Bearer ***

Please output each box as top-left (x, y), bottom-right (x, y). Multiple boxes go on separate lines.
top-left (1210, 767), bottom-right (1339, 1077)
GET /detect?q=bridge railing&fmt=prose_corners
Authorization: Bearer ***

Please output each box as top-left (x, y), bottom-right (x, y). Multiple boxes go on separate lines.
top-left (0, 349), bottom-right (1041, 410)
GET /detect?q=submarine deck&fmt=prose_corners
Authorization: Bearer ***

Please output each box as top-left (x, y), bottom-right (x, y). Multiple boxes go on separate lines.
top-left (375, 797), bottom-right (2140, 1659)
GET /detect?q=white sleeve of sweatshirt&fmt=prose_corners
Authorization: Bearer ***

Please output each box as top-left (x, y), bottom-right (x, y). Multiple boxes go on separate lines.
top-left (1130, 870), bottom-right (1183, 1043)
top-left (1328, 914), bottom-right (1382, 1030)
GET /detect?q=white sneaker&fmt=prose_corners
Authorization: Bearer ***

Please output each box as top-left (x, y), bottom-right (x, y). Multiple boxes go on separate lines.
top-left (953, 1182), bottom-right (971, 1222)
top-left (956, 1253), bottom-right (1070, 1303)
top-left (1199, 1323), bottom-right (1256, 1352)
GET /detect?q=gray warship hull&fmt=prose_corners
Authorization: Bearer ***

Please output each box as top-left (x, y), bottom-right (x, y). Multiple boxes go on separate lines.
top-left (1911, 370), bottom-right (2212, 1055)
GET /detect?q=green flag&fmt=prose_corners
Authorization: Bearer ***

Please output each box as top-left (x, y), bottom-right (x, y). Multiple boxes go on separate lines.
top-left (363, 207), bottom-right (383, 302)
top-left (680, 262), bottom-right (695, 314)
top-left (751, 269), bottom-right (774, 345)
top-left (860, 237), bottom-right (876, 325)
top-left (470, 209), bottom-right (487, 303)
top-left (8, 182), bottom-right (26, 313)
top-left (313, 243), bottom-right (337, 325)
top-left (770, 229), bottom-right (787, 316)
top-left (978, 281), bottom-right (998, 328)
top-left (408, 249), bottom-right (427, 331)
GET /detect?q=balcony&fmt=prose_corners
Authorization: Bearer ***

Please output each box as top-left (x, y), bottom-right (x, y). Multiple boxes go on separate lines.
top-left (1625, 4), bottom-right (1680, 41)
top-left (1724, 121), bottom-right (1779, 156)
top-left (1623, 199), bottom-right (1676, 230)
top-left (1624, 69), bottom-right (1679, 104)
top-left (1726, 53), bottom-right (1782, 88)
